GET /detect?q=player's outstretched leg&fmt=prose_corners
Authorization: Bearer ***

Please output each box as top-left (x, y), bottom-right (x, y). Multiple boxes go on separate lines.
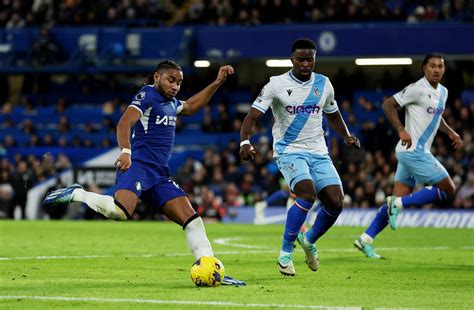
top-left (43, 184), bottom-right (130, 220)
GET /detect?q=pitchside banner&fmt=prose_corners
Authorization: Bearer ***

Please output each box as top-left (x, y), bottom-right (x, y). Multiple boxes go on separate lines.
top-left (227, 207), bottom-right (474, 229)
top-left (73, 167), bottom-right (116, 188)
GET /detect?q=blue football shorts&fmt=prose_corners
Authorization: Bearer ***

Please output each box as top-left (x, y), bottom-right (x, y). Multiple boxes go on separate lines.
top-left (395, 151), bottom-right (449, 188)
top-left (275, 152), bottom-right (341, 193)
top-left (114, 160), bottom-right (186, 210)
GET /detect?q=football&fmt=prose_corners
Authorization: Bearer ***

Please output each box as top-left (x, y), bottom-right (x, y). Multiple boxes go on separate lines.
top-left (190, 256), bottom-right (225, 287)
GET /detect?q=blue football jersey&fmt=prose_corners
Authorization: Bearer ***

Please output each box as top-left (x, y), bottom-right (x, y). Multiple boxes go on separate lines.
top-left (127, 85), bottom-right (183, 175)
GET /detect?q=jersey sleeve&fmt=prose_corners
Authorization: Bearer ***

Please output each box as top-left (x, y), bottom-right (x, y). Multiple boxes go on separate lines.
top-left (393, 83), bottom-right (420, 107)
top-left (251, 79), bottom-right (275, 113)
top-left (322, 78), bottom-right (339, 113)
top-left (129, 87), bottom-right (152, 115)
top-left (176, 100), bottom-right (184, 114)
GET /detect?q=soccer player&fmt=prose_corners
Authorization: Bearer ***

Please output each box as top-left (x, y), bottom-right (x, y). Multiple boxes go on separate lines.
top-left (354, 53), bottom-right (463, 259)
top-left (239, 39), bottom-right (360, 276)
top-left (43, 60), bottom-right (245, 286)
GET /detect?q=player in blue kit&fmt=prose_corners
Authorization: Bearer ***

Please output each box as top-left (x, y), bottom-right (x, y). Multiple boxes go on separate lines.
top-left (240, 39), bottom-right (360, 276)
top-left (44, 60), bottom-right (245, 286)
top-left (354, 53), bottom-right (463, 259)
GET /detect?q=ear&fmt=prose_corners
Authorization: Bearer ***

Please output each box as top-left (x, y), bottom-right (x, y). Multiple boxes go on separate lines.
top-left (154, 72), bottom-right (160, 82)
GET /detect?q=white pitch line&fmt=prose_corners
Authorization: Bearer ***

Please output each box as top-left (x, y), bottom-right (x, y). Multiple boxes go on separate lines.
top-left (1, 237), bottom-right (472, 261)
top-left (214, 237), bottom-right (274, 249)
top-left (0, 296), bottom-right (361, 310)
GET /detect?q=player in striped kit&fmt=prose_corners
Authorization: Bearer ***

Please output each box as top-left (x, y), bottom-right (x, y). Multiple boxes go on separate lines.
top-left (240, 38), bottom-right (360, 276)
top-left (354, 53), bottom-right (463, 258)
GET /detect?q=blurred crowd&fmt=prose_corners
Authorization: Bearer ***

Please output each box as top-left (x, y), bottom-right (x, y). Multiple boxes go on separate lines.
top-left (1, 0), bottom-right (473, 29)
top-left (1, 66), bottom-right (473, 220)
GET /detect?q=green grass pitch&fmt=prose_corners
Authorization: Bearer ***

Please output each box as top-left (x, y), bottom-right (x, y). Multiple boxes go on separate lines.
top-left (1, 221), bottom-right (473, 309)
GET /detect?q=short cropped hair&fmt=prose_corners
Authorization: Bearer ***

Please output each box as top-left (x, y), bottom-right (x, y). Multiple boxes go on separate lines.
top-left (145, 60), bottom-right (182, 85)
top-left (291, 38), bottom-right (317, 53)
top-left (422, 53), bottom-right (446, 68)
top-left (155, 60), bottom-right (182, 73)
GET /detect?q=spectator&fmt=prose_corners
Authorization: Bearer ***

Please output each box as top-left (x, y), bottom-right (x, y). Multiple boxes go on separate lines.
top-left (31, 26), bottom-right (63, 66)
top-left (9, 161), bottom-right (34, 219)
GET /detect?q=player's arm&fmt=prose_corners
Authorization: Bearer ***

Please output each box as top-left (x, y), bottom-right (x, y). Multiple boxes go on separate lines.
top-left (115, 107), bottom-right (141, 171)
top-left (239, 107), bottom-right (263, 160)
top-left (439, 117), bottom-right (463, 149)
top-left (382, 96), bottom-right (412, 149)
top-left (180, 65), bottom-right (234, 115)
top-left (325, 110), bottom-right (360, 149)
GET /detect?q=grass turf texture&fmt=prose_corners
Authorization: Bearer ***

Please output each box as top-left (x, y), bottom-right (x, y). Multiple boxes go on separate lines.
top-left (0, 221), bottom-right (473, 309)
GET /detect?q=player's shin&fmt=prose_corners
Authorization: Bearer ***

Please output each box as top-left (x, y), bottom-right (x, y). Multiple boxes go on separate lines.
top-left (364, 203), bottom-right (389, 239)
top-left (306, 205), bottom-right (342, 244)
top-left (183, 214), bottom-right (214, 259)
top-left (281, 198), bottom-right (312, 254)
top-left (72, 189), bottom-right (129, 220)
top-left (400, 186), bottom-right (449, 207)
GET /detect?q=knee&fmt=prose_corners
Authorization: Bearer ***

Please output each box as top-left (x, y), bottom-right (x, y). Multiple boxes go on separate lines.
top-left (325, 194), bottom-right (344, 211)
top-left (443, 184), bottom-right (456, 200)
top-left (297, 192), bottom-right (316, 204)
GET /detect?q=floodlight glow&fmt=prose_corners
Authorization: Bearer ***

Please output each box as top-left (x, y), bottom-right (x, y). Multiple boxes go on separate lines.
top-left (355, 58), bottom-right (413, 66)
top-left (266, 59), bottom-right (292, 67)
top-left (194, 60), bottom-right (211, 67)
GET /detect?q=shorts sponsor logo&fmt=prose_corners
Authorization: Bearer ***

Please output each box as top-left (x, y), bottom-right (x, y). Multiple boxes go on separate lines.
top-left (135, 182), bottom-right (142, 191)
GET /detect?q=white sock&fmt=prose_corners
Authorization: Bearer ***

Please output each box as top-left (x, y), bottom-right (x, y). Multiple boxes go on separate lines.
top-left (395, 197), bottom-right (403, 209)
top-left (184, 216), bottom-right (213, 259)
top-left (361, 233), bottom-right (374, 244)
top-left (279, 250), bottom-right (292, 258)
top-left (72, 189), bottom-right (128, 220)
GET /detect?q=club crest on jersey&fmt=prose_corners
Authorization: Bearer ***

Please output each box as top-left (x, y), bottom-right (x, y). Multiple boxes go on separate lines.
top-left (313, 87), bottom-right (320, 97)
top-left (135, 91), bottom-right (146, 100)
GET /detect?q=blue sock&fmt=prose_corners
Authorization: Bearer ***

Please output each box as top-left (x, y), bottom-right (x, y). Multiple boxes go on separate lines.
top-left (365, 203), bottom-right (389, 239)
top-left (306, 205), bottom-right (342, 244)
top-left (281, 198), bottom-right (312, 252)
top-left (401, 186), bottom-right (448, 207)
top-left (266, 189), bottom-right (289, 205)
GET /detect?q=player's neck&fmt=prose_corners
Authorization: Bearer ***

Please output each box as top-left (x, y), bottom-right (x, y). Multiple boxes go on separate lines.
top-left (424, 76), bottom-right (439, 89)
top-left (291, 69), bottom-right (311, 82)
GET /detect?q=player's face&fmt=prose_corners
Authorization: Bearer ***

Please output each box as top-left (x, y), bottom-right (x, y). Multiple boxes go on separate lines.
top-left (291, 49), bottom-right (316, 81)
top-left (423, 57), bottom-right (445, 85)
top-left (155, 69), bottom-right (183, 99)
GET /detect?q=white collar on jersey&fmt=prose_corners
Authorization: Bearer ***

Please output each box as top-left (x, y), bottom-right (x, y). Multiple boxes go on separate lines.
top-left (288, 71), bottom-right (314, 86)
top-left (422, 76), bottom-right (440, 91)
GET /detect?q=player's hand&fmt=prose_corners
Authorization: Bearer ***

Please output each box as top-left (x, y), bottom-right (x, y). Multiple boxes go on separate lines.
top-left (239, 144), bottom-right (256, 161)
top-left (448, 131), bottom-right (463, 150)
top-left (115, 153), bottom-right (131, 171)
top-left (399, 129), bottom-right (412, 149)
top-left (345, 135), bottom-right (360, 149)
top-left (215, 65), bottom-right (234, 85)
